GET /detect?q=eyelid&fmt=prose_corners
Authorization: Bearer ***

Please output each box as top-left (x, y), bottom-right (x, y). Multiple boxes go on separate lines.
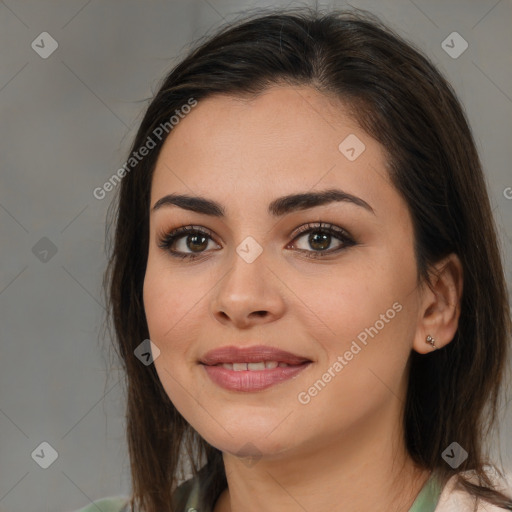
top-left (157, 224), bottom-right (215, 241)
top-left (288, 221), bottom-right (353, 241)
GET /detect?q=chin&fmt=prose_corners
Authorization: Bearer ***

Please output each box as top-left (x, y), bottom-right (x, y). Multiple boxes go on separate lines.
top-left (195, 421), bottom-right (294, 460)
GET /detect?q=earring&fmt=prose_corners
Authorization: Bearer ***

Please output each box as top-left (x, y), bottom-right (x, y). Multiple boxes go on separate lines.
top-left (426, 335), bottom-right (437, 350)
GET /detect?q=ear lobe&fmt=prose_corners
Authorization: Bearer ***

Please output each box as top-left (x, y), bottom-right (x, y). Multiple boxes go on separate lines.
top-left (412, 253), bottom-right (463, 354)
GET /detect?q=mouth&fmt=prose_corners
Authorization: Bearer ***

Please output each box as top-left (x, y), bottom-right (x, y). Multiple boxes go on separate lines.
top-left (200, 344), bottom-right (311, 365)
top-left (212, 361), bottom-right (299, 370)
top-left (199, 345), bottom-right (312, 391)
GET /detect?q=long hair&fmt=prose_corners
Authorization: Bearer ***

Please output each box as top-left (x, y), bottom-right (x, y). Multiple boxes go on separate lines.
top-left (103, 7), bottom-right (512, 511)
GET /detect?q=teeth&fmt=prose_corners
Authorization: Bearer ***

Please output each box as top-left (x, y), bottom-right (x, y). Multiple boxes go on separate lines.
top-left (218, 361), bottom-right (289, 371)
top-left (248, 362), bottom-right (265, 370)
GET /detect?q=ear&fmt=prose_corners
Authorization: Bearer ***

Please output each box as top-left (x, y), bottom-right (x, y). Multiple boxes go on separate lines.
top-left (412, 253), bottom-right (463, 354)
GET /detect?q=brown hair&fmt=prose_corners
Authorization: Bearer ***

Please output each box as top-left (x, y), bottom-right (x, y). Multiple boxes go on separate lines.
top-left (103, 7), bottom-right (512, 511)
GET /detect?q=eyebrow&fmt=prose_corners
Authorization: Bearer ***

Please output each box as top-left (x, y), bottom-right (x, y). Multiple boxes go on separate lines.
top-left (151, 188), bottom-right (375, 217)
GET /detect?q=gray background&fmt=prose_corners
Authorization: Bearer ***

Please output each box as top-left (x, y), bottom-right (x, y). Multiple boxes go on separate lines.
top-left (1, 1), bottom-right (511, 511)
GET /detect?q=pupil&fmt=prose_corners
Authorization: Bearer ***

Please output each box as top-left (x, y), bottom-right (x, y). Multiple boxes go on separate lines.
top-left (309, 232), bottom-right (330, 251)
top-left (188, 234), bottom-right (208, 252)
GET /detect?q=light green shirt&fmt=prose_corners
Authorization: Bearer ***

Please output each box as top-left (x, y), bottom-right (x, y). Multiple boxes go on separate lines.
top-left (73, 470), bottom-right (442, 512)
top-left (409, 472), bottom-right (443, 512)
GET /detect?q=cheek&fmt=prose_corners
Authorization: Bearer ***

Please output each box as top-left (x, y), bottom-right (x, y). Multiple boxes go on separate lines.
top-left (143, 271), bottom-right (172, 341)
top-left (143, 256), bottom-right (198, 344)
top-left (302, 259), bottom-right (407, 347)
top-left (143, 262), bottom-right (201, 416)
top-left (298, 252), bottom-right (417, 409)
top-left (142, 255), bottom-right (211, 370)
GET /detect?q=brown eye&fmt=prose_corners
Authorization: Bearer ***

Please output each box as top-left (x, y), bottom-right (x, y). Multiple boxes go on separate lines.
top-left (158, 226), bottom-right (220, 259)
top-left (288, 222), bottom-right (355, 259)
top-left (184, 233), bottom-right (209, 253)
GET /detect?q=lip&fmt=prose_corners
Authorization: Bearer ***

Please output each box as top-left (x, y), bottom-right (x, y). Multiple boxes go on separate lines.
top-left (200, 345), bottom-right (312, 392)
top-left (200, 345), bottom-right (311, 365)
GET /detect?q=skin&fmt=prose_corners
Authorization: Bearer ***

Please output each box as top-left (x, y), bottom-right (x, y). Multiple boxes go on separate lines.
top-left (143, 85), bottom-right (463, 512)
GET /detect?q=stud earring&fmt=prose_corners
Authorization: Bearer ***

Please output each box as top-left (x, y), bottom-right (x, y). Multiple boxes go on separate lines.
top-left (426, 334), bottom-right (437, 350)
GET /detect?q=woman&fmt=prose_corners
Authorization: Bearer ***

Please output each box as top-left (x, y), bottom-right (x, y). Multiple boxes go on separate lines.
top-left (76, 7), bottom-right (512, 512)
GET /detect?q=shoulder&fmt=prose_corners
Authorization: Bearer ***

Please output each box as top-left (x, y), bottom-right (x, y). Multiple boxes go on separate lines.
top-left (71, 495), bottom-right (131, 512)
top-left (435, 467), bottom-right (512, 511)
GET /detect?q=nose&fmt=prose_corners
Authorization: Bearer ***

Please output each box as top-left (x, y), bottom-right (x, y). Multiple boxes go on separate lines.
top-left (210, 250), bottom-right (286, 329)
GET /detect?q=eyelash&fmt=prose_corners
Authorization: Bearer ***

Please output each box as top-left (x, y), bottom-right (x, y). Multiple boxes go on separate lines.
top-left (157, 222), bottom-right (356, 261)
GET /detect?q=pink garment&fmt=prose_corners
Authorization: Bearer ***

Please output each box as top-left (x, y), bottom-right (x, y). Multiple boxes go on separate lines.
top-left (435, 468), bottom-right (512, 511)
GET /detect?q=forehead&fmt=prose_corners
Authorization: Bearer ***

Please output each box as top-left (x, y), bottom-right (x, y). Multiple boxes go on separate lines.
top-left (150, 85), bottom-right (396, 219)
top-left (155, 85), bottom-right (366, 168)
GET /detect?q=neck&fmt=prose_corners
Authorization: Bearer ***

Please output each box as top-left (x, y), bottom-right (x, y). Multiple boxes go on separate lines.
top-left (214, 399), bottom-right (430, 512)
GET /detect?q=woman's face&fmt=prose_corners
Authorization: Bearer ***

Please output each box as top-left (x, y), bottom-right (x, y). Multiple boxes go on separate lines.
top-left (143, 85), bottom-right (426, 459)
